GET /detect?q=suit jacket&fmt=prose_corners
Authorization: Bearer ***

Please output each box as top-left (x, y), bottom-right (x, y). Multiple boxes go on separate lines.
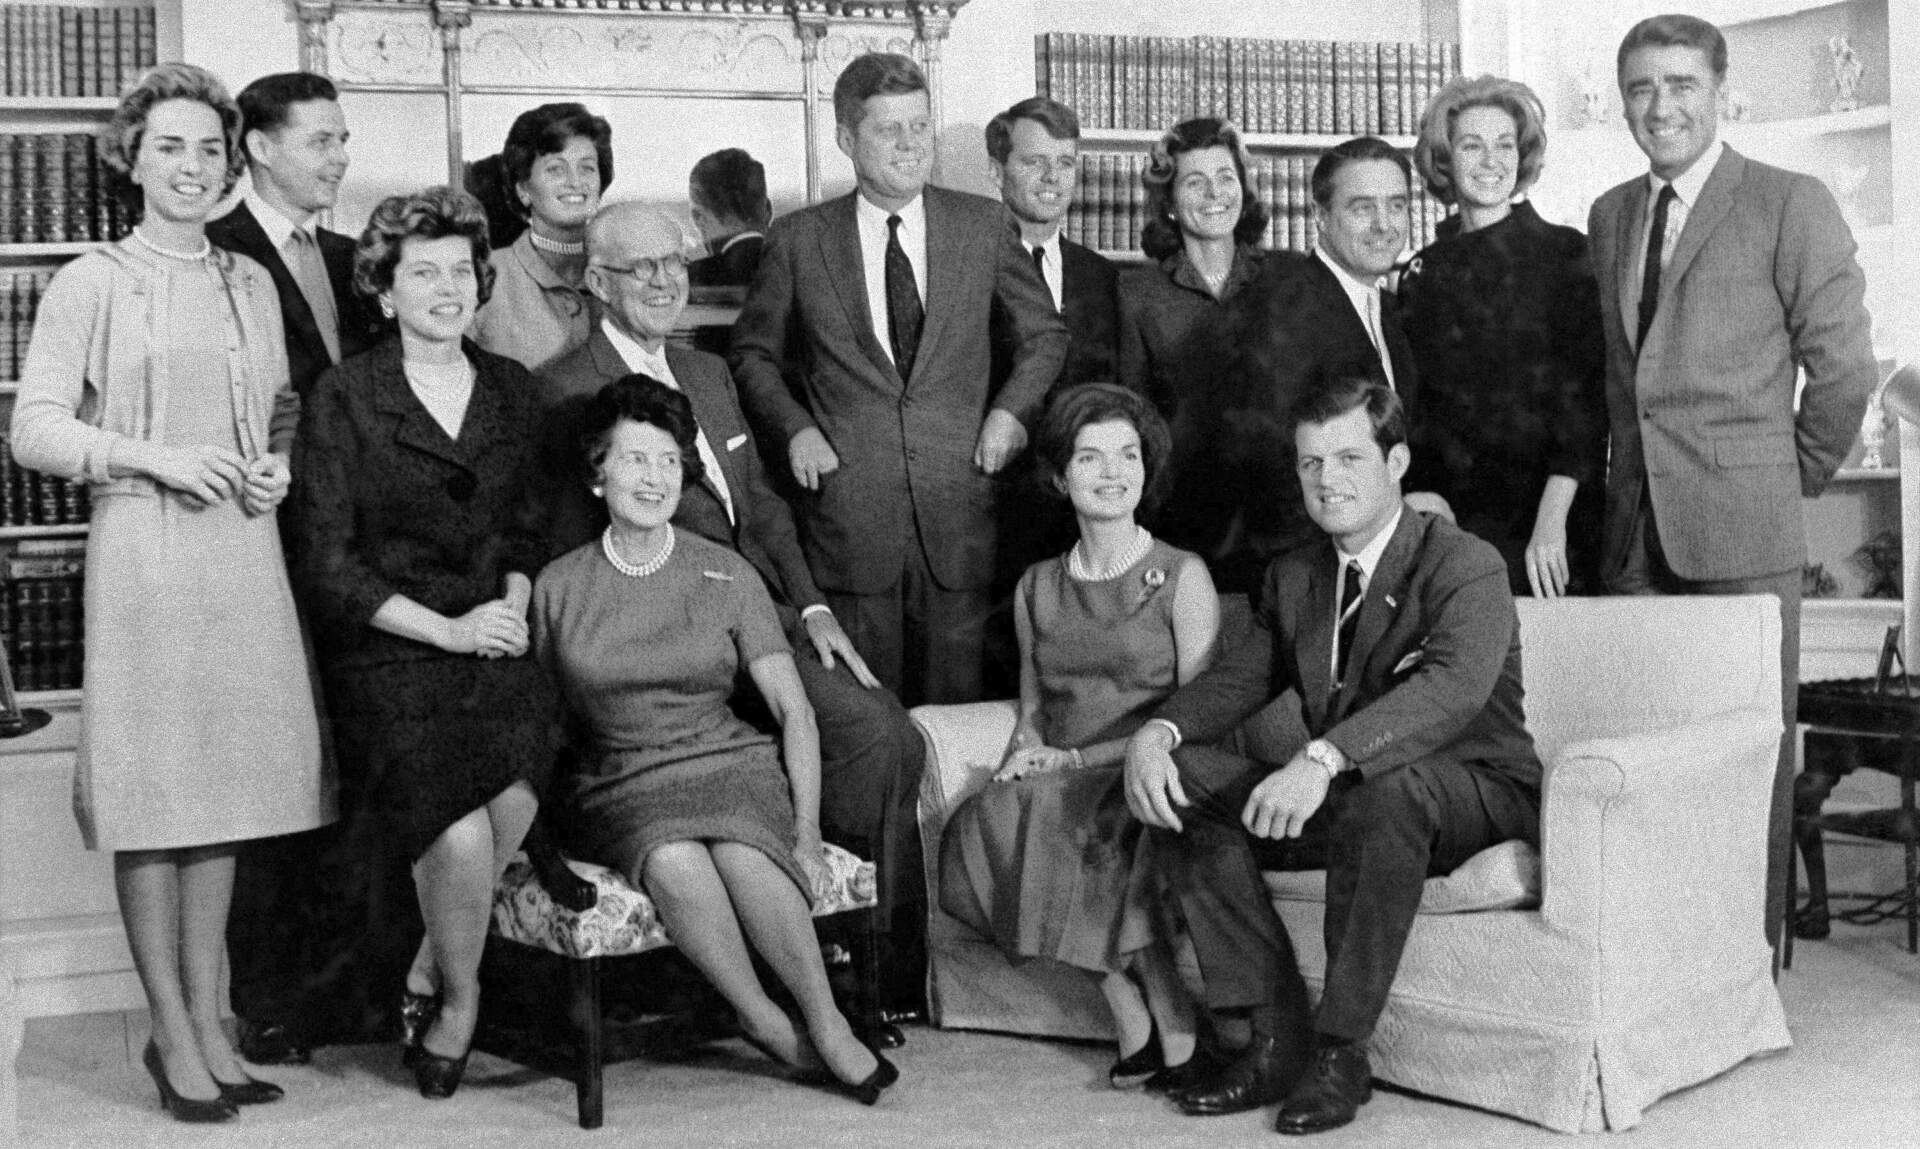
top-left (1162, 251), bottom-right (1419, 594)
top-left (728, 185), bottom-right (1069, 594)
top-left (991, 235), bottom-right (1119, 394)
top-left (206, 201), bottom-right (384, 396)
top-left (537, 330), bottom-right (824, 614)
top-left (289, 337), bottom-right (552, 671)
top-left (1157, 511), bottom-right (1540, 794)
top-left (1588, 145), bottom-right (1876, 582)
top-left (689, 233), bottom-right (766, 289)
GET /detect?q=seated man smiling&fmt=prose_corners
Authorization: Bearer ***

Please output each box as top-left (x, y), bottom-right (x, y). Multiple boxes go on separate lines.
top-left (1124, 373), bottom-right (1542, 1135)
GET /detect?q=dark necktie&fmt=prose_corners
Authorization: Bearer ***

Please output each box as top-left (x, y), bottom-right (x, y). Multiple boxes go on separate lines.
top-left (1636, 183), bottom-right (1677, 353)
top-left (1333, 559), bottom-right (1364, 694)
top-left (885, 214), bottom-right (923, 380)
top-left (1031, 244), bottom-right (1046, 276)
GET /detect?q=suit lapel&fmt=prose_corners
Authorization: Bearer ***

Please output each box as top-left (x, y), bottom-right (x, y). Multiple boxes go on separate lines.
top-left (372, 341), bottom-right (472, 471)
top-left (1297, 548), bottom-right (1339, 730)
top-left (818, 194), bottom-right (897, 383)
top-left (218, 203), bottom-right (326, 359)
top-left (1614, 179), bottom-right (1649, 351)
top-left (911, 188), bottom-right (960, 388)
top-left (1659, 147), bottom-right (1741, 304)
top-left (1306, 257), bottom-right (1384, 374)
top-left (1333, 513), bottom-right (1419, 719)
top-left (664, 346), bottom-right (746, 523)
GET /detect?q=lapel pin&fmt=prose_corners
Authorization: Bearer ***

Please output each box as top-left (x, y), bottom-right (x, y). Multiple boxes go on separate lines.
top-left (702, 570), bottom-right (734, 582)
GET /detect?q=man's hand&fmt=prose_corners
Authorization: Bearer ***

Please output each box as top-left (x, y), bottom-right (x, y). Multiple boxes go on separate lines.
top-left (801, 609), bottom-right (881, 689)
top-left (788, 427), bottom-right (840, 490)
top-left (1124, 724), bottom-right (1189, 832)
top-left (973, 409), bottom-right (1028, 474)
top-left (1241, 753), bottom-right (1331, 840)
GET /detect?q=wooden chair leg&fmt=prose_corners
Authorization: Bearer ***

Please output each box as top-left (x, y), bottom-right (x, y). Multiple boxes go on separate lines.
top-left (569, 955), bottom-right (604, 1130)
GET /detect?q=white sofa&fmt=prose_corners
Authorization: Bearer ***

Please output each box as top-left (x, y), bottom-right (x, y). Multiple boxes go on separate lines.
top-left (912, 595), bottom-right (1791, 1133)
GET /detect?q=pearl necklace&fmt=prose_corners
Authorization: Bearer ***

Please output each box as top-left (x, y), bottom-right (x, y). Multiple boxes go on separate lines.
top-left (530, 231), bottom-right (585, 256)
top-left (602, 526), bottom-right (674, 578)
top-left (130, 228), bottom-right (212, 261)
top-left (1068, 526), bottom-right (1151, 582)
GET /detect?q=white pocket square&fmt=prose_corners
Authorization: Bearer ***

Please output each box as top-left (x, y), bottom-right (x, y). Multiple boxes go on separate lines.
top-left (1392, 650), bottom-right (1423, 675)
top-left (725, 434), bottom-right (748, 451)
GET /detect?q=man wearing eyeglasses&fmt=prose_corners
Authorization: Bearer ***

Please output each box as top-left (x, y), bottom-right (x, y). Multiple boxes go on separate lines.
top-left (538, 201), bottom-right (929, 1032)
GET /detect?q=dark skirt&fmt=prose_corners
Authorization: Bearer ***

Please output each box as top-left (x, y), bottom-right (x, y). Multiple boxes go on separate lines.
top-left (570, 739), bottom-right (812, 906)
top-left (326, 654), bottom-right (559, 860)
top-left (938, 764), bottom-right (1155, 974)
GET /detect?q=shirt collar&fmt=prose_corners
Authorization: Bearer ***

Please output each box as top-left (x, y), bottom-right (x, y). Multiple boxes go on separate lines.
top-left (1335, 506), bottom-right (1403, 584)
top-left (718, 231), bottom-right (764, 255)
top-left (243, 187), bottom-right (316, 250)
top-left (1024, 230), bottom-right (1062, 262)
top-left (855, 191), bottom-right (925, 236)
top-left (601, 318), bottom-right (671, 381)
top-left (1648, 137), bottom-right (1725, 209)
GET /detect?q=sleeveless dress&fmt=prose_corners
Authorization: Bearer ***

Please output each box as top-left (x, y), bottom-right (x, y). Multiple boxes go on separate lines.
top-left (939, 538), bottom-right (1193, 972)
top-left (76, 252), bottom-right (327, 850)
top-left (532, 531), bottom-right (812, 900)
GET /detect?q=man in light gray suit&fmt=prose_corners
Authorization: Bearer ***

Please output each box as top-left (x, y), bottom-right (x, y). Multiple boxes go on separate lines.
top-left (729, 52), bottom-right (1068, 707)
top-left (1589, 13), bottom-right (1877, 954)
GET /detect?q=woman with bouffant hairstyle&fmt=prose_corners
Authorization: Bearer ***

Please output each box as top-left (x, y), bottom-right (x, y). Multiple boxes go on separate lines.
top-left (292, 186), bottom-right (559, 1102)
top-left (11, 62), bottom-right (322, 1124)
top-left (1398, 75), bottom-right (1606, 597)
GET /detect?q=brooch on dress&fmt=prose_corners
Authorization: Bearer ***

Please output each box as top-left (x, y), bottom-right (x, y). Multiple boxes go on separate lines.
top-left (1137, 567), bottom-right (1167, 606)
top-left (702, 570), bottom-right (734, 581)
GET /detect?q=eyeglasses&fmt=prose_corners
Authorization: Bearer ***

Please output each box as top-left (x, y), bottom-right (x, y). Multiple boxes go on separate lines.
top-left (593, 254), bottom-right (688, 282)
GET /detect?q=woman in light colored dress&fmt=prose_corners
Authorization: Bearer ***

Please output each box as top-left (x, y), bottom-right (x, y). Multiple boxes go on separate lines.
top-left (469, 102), bottom-right (611, 373)
top-left (10, 63), bottom-right (326, 1124)
top-left (940, 383), bottom-right (1217, 1091)
top-left (532, 375), bottom-right (896, 1105)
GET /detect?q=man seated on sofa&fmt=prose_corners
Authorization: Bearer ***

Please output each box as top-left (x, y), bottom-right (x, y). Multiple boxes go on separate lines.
top-left (1123, 372), bottom-right (1542, 1134)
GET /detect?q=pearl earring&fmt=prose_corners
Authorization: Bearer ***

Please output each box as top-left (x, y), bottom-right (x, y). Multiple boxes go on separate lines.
top-left (591, 485), bottom-right (604, 498)
top-left (379, 297), bottom-right (395, 319)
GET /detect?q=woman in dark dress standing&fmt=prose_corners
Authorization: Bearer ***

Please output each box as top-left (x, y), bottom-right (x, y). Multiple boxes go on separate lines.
top-left (291, 187), bottom-right (557, 1100)
top-left (1397, 75), bottom-right (1606, 596)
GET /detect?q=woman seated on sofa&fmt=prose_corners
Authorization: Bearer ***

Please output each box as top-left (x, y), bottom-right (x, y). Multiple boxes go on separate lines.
top-left (939, 383), bottom-right (1218, 1090)
top-left (530, 374), bottom-right (896, 1105)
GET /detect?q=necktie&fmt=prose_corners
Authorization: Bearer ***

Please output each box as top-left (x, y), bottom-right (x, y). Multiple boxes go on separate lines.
top-left (1333, 559), bottom-right (1364, 694)
top-left (1636, 183), bottom-right (1678, 354)
top-left (287, 228), bottom-right (343, 366)
top-left (1031, 244), bottom-right (1046, 277)
top-left (885, 214), bottom-right (923, 381)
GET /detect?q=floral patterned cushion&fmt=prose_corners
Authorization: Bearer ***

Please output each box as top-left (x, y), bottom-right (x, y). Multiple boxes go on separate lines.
top-left (491, 844), bottom-right (878, 960)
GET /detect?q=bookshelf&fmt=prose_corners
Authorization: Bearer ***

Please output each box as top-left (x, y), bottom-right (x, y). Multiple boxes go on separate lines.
top-left (1039, 32), bottom-right (1457, 261)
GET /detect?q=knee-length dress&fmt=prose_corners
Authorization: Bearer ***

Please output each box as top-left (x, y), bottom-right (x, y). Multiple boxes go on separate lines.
top-left (939, 538), bottom-right (1193, 972)
top-left (532, 530), bottom-right (812, 899)
top-left (291, 338), bottom-right (558, 860)
top-left (11, 242), bottom-right (327, 851)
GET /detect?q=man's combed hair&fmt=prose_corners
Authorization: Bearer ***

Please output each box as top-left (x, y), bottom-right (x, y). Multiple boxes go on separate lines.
top-left (235, 71), bottom-right (339, 162)
top-left (1289, 370), bottom-right (1407, 454)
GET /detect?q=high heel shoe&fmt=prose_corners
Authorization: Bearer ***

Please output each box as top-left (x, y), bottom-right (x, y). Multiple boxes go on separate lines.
top-left (215, 1074), bottom-right (285, 1105)
top-left (399, 990), bottom-right (440, 1068)
top-left (1109, 1020), bottom-right (1164, 1088)
top-left (412, 1046), bottom-right (471, 1100)
top-left (141, 1042), bottom-right (238, 1124)
top-left (832, 1046), bottom-right (899, 1107)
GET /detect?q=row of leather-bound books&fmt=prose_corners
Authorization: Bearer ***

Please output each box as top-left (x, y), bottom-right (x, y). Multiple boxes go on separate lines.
top-left (1, 541), bottom-right (84, 692)
top-left (0, 131), bottom-right (135, 245)
top-left (0, 268), bottom-right (53, 382)
top-left (1064, 149), bottom-right (1446, 258)
top-left (1035, 32), bottom-right (1462, 137)
top-left (1, 1), bottom-right (157, 99)
top-left (0, 433), bottom-right (92, 527)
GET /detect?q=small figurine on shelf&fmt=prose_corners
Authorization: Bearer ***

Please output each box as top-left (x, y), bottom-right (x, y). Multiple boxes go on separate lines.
top-left (1722, 87), bottom-right (1750, 123)
top-left (1577, 60), bottom-right (1610, 125)
top-left (1802, 562), bottom-right (1839, 600)
top-left (1857, 378), bottom-right (1892, 469)
top-left (1851, 530), bottom-right (1901, 599)
top-left (1829, 34), bottom-right (1863, 114)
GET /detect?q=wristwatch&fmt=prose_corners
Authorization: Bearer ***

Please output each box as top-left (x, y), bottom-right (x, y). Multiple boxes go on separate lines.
top-left (1304, 739), bottom-right (1345, 779)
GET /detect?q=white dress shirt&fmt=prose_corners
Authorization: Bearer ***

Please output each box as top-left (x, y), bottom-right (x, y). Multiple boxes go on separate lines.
top-left (1313, 247), bottom-right (1396, 391)
top-left (1025, 231), bottom-right (1065, 312)
top-left (854, 192), bottom-right (928, 367)
top-left (1627, 137), bottom-right (1725, 337)
top-left (1329, 506), bottom-right (1403, 682)
top-left (600, 319), bottom-right (735, 525)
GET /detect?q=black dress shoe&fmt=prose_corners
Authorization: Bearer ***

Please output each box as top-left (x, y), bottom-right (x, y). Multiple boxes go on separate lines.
top-left (141, 1043), bottom-right (238, 1124)
top-left (1145, 1047), bottom-right (1226, 1096)
top-left (1274, 1044), bottom-right (1372, 1135)
top-left (1176, 1034), bottom-right (1305, 1116)
top-left (399, 991), bottom-right (441, 1068)
top-left (867, 1021), bottom-right (907, 1049)
top-left (215, 1074), bottom-right (285, 1105)
top-left (237, 1021), bottom-right (312, 1067)
top-left (1109, 1021), bottom-right (1163, 1088)
top-left (830, 1046), bottom-right (899, 1106)
top-left (413, 1047), bottom-right (471, 1100)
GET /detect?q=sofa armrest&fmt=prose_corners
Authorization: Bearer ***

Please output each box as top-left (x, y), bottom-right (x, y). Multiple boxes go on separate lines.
top-left (911, 701), bottom-right (1020, 839)
top-left (1536, 707), bottom-right (1782, 961)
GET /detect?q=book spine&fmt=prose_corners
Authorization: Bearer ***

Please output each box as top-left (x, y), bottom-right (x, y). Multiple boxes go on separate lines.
top-left (19, 133), bottom-right (43, 244)
top-left (1128, 152), bottom-right (1146, 254)
top-left (1363, 40), bottom-right (1380, 134)
top-left (136, 4), bottom-right (154, 73)
top-left (39, 133), bottom-right (65, 244)
top-left (0, 134), bottom-right (14, 245)
top-left (1314, 41), bottom-right (1334, 136)
top-left (64, 131), bottom-right (89, 241)
top-left (58, 7), bottom-right (78, 98)
top-left (1033, 33), bottom-right (1047, 99)
top-left (116, 6), bottom-right (136, 94)
top-left (90, 4), bottom-right (111, 98)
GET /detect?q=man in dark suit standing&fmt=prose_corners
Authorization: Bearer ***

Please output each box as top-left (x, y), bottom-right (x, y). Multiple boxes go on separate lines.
top-left (211, 70), bottom-right (388, 1066)
top-left (1176, 137), bottom-right (1421, 598)
top-left (1125, 376), bottom-right (1540, 1135)
top-left (1588, 15), bottom-right (1876, 955)
top-left (688, 147), bottom-right (771, 290)
top-left (730, 52), bottom-right (1067, 706)
top-left (542, 203), bottom-right (930, 1020)
top-left (208, 72), bottom-right (382, 396)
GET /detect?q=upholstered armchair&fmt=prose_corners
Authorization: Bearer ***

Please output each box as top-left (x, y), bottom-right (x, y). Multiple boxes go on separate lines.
top-left (913, 595), bottom-right (1790, 1132)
